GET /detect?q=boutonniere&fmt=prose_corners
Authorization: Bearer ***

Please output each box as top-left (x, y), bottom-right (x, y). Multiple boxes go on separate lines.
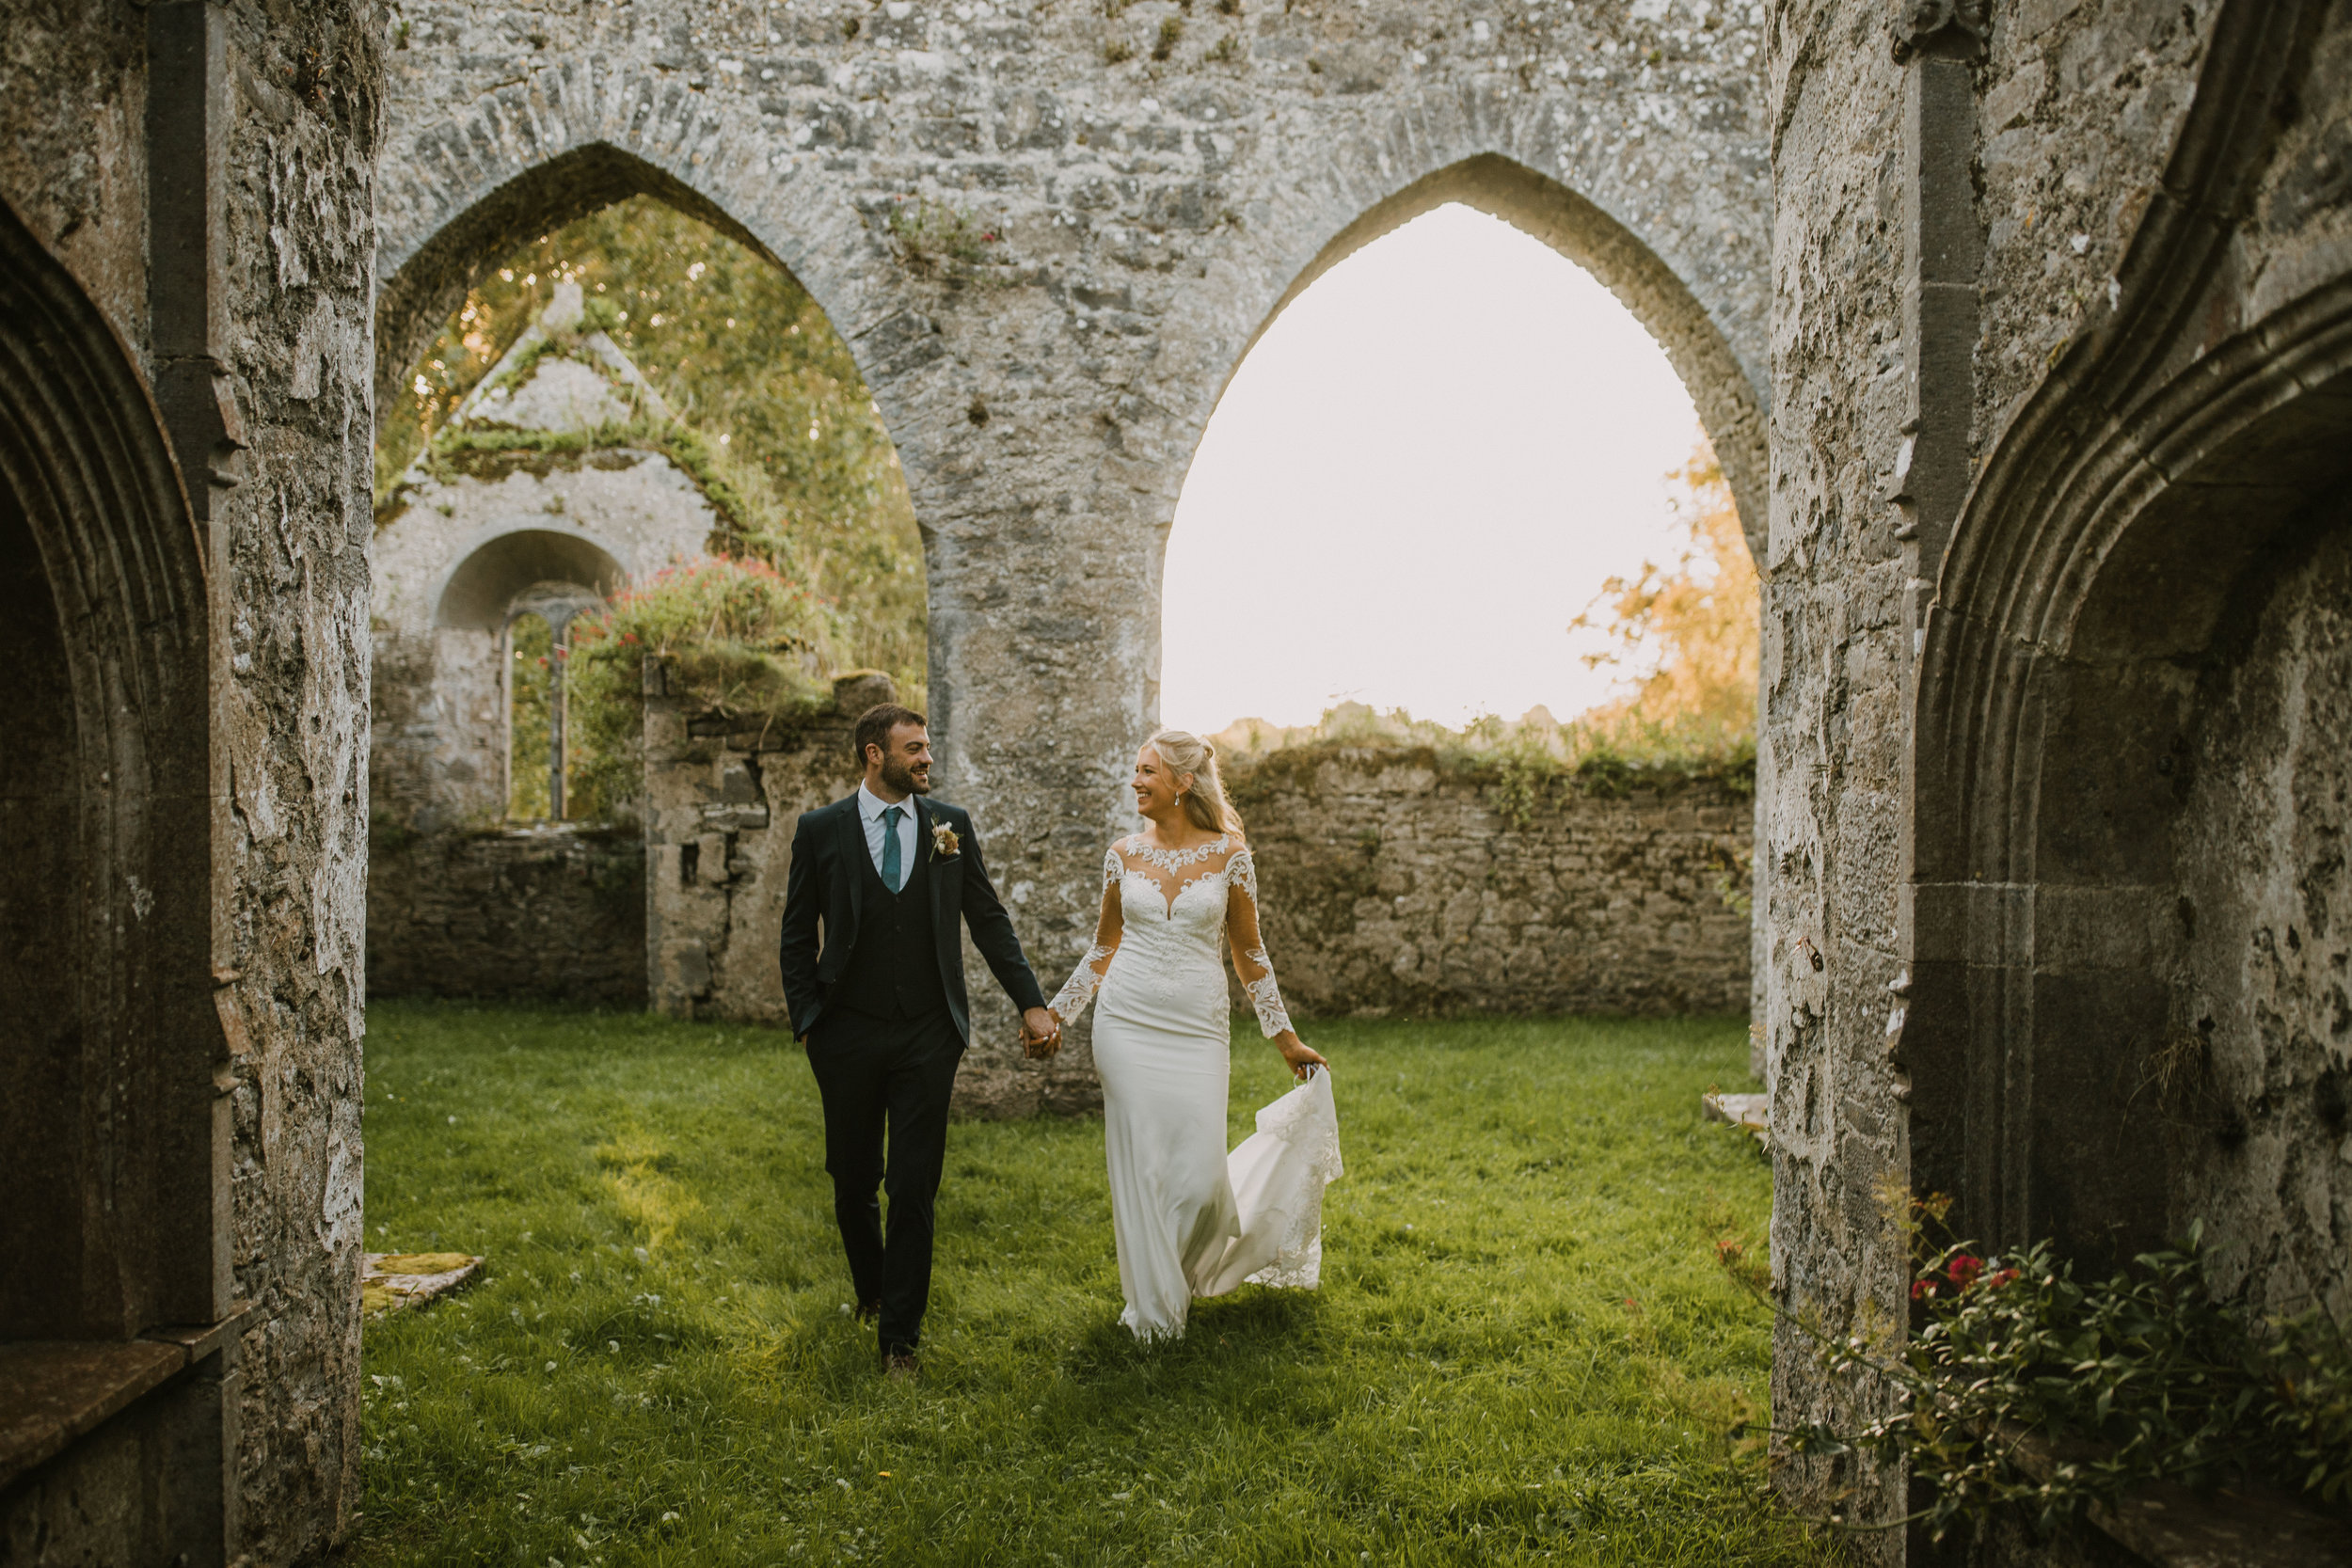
top-left (930, 822), bottom-right (961, 860)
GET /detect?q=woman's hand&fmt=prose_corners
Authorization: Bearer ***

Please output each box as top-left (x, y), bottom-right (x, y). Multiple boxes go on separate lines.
top-left (1022, 1006), bottom-right (1064, 1060)
top-left (1274, 1031), bottom-right (1327, 1081)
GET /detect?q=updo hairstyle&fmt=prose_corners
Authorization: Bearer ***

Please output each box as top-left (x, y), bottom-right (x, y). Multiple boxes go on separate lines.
top-left (1145, 728), bottom-right (1244, 838)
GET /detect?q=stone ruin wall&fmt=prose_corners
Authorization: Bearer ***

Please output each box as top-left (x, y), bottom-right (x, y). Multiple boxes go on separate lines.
top-left (640, 669), bottom-right (877, 1037)
top-left (188, 6), bottom-right (383, 1555)
top-left (369, 440), bottom-right (721, 833)
top-left (2179, 521), bottom-right (2352, 1324)
top-left (0, 1), bottom-right (384, 1560)
top-left (369, 826), bottom-right (647, 1006)
top-left (1226, 746), bottom-right (1754, 1022)
top-left (1767, 0), bottom-right (2352, 1549)
top-left (373, 0), bottom-right (1780, 1109)
top-left (1760, 0), bottom-right (2233, 1534)
top-left (640, 692), bottom-right (1755, 1117)
top-left (364, 315), bottom-right (728, 1011)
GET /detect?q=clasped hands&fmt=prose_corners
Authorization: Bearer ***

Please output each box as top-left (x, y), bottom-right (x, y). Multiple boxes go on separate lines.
top-left (1021, 1006), bottom-right (1064, 1060)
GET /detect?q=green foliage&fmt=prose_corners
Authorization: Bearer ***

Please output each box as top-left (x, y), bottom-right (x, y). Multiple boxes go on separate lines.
top-left (507, 613), bottom-right (557, 820)
top-left (1152, 16), bottom-right (1185, 58)
top-left (1777, 1212), bottom-right (2352, 1541)
top-left (1220, 705), bottom-right (1757, 833)
top-left (389, 417), bottom-right (766, 540)
top-left (564, 557), bottom-right (839, 821)
top-left (355, 1006), bottom-right (1831, 1566)
top-left (376, 196), bottom-right (926, 700)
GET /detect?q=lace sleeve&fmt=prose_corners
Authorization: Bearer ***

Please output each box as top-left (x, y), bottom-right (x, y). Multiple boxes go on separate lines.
top-left (1048, 847), bottom-right (1125, 1024)
top-left (1224, 847), bottom-right (1295, 1038)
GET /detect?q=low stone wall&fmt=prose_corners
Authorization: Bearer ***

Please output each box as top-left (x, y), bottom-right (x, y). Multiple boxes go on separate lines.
top-left (367, 824), bottom-right (644, 1006)
top-left (1224, 745), bottom-right (1755, 1020)
top-left (636, 715), bottom-right (1756, 1111)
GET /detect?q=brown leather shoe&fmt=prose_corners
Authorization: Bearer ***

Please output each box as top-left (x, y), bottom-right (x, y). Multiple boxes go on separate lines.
top-left (883, 1351), bottom-right (919, 1382)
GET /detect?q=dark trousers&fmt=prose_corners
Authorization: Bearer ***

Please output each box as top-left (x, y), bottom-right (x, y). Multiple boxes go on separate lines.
top-left (803, 1006), bottom-right (963, 1356)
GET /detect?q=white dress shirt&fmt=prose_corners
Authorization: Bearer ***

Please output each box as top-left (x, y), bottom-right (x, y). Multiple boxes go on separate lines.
top-left (857, 781), bottom-right (920, 888)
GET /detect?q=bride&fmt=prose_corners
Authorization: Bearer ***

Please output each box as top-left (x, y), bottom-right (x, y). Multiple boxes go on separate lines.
top-left (1041, 729), bottom-right (1343, 1342)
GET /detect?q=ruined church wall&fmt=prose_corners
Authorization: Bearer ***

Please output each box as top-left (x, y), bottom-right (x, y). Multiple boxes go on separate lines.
top-left (0, 1), bottom-right (150, 350)
top-left (369, 825), bottom-right (647, 1006)
top-left (1225, 746), bottom-right (1754, 1022)
top-left (640, 715), bottom-right (1755, 1117)
top-left (1756, 7), bottom-right (1915, 1535)
top-left (207, 6), bottom-right (384, 1557)
top-left (373, 0), bottom-right (1777, 1111)
top-left (1758, 0), bottom-right (2231, 1537)
top-left (2177, 520), bottom-right (2352, 1327)
top-left (1, 2), bottom-right (381, 1558)
top-left (1770, 0), bottom-right (2352, 1552)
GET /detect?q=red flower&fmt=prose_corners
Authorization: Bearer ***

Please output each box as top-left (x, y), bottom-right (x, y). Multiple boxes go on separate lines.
top-left (1912, 1279), bottom-right (1933, 1301)
top-left (1946, 1254), bottom-right (1984, 1290)
top-left (1987, 1267), bottom-right (2021, 1289)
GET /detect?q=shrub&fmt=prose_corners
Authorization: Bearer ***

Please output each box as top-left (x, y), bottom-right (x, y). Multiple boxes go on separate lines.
top-left (564, 556), bottom-right (839, 818)
top-left (1774, 1214), bottom-right (2352, 1541)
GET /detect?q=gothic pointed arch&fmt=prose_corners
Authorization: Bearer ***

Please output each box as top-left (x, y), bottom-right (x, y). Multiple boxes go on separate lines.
top-left (1215, 152), bottom-right (1768, 561)
top-left (1903, 0), bottom-right (2352, 1284)
top-left (0, 192), bottom-right (220, 1342)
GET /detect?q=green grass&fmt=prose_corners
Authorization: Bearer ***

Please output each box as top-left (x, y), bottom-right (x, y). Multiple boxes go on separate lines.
top-left (352, 1004), bottom-right (1825, 1566)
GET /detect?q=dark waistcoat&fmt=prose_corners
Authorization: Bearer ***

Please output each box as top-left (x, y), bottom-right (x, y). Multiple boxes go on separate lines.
top-left (833, 830), bottom-right (949, 1020)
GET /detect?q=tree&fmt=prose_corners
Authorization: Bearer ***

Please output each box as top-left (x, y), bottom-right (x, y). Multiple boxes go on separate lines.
top-left (1569, 441), bottom-right (1758, 759)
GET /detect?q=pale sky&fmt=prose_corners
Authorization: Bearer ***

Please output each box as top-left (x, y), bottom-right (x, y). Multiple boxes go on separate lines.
top-left (1160, 203), bottom-right (1706, 734)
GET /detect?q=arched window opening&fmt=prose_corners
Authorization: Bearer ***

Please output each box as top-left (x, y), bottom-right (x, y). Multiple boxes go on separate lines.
top-left (1168, 202), bottom-right (1754, 754)
top-left (503, 585), bottom-right (605, 822)
top-left (379, 193), bottom-right (924, 702)
top-left (506, 610), bottom-right (562, 821)
top-left (1166, 200), bottom-right (1759, 1024)
top-left (370, 187), bottom-right (924, 1006)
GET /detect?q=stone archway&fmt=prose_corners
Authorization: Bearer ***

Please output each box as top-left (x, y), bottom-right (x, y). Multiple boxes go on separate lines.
top-left (1190, 152), bottom-right (1765, 556)
top-left (0, 193), bottom-right (235, 1560)
top-left (377, 4), bottom-right (1772, 1107)
top-left (1908, 281), bottom-right (2352, 1285)
top-left (1898, 5), bottom-right (2352, 1307)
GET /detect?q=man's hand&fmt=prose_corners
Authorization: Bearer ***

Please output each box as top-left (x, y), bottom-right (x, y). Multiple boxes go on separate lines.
top-left (1021, 1006), bottom-right (1064, 1059)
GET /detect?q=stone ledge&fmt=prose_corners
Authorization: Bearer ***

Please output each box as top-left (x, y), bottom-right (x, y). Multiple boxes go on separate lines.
top-left (2010, 1425), bottom-right (2351, 1567)
top-left (2089, 1479), bottom-right (2351, 1568)
top-left (1703, 1089), bottom-right (1771, 1148)
top-left (0, 1300), bottom-right (258, 1493)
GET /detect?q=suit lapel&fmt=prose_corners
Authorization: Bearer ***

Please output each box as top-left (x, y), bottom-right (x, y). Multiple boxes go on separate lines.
top-left (835, 794), bottom-right (866, 922)
top-left (915, 797), bottom-right (950, 923)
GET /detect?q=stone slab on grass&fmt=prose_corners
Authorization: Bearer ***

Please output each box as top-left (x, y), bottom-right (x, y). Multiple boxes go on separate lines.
top-left (1704, 1090), bottom-right (1770, 1148)
top-left (364, 1252), bottom-right (484, 1317)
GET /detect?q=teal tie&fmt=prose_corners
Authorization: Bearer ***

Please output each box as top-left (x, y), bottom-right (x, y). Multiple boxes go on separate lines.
top-left (881, 805), bottom-right (904, 894)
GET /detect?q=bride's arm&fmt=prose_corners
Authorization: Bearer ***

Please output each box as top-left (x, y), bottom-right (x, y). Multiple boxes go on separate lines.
top-left (1226, 846), bottom-right (1327, 1077)
top-left (1046, 847), bottom-right (1126, 1027)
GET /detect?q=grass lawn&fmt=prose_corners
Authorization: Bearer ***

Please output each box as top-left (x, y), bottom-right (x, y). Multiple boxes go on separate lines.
top-left (350, 1004), bottom-right (1824, 1567)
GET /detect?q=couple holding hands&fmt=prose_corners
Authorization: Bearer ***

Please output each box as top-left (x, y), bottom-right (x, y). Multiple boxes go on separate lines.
top-left (778, 705), bottom-right (1343, 1376)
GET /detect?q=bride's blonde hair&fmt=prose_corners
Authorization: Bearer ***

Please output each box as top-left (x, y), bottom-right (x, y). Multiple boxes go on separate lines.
top-left (1145, 728), bottom-right (1243, 838)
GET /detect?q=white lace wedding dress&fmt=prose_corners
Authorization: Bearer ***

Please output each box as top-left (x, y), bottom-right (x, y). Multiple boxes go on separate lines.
top-left (1049, 835), bottom-right (1343, 1342)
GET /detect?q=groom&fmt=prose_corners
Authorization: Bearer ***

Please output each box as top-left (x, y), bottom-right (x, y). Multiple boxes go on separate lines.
top-left (779, 703), bottom-right (1062, 1375)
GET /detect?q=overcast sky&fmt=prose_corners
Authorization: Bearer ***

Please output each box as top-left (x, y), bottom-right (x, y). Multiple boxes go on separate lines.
top-left (1159, 202), bottom-right (1706, 734)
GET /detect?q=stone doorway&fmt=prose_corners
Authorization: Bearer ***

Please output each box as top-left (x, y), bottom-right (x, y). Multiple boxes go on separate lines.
top-left (0, 194), bottom-right (242, 1567)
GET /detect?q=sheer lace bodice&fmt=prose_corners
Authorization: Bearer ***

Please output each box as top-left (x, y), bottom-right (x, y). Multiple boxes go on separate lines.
top-left (1048, 834), bottom-right (1293, 1038)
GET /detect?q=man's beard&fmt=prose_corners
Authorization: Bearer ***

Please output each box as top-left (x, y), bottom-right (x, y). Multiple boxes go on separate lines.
top-left (880, 754), bottom-right (930, 796)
